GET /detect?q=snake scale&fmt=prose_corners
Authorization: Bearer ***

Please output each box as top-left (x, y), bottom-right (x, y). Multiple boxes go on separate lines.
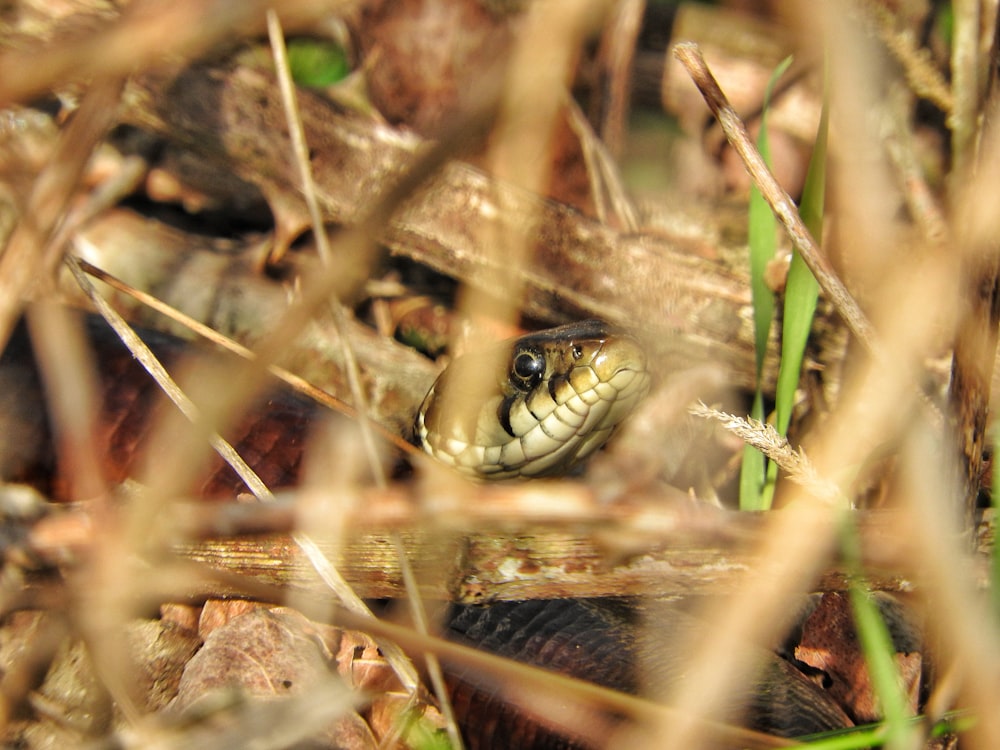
top-left (0, 314), bottom-right (852, 748)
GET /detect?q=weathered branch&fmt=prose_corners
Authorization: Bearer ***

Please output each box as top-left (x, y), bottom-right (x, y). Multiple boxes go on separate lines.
top-left (23, 493), bottom-right (991, 603)
top-left (121, 62), bottom-right (843, 390)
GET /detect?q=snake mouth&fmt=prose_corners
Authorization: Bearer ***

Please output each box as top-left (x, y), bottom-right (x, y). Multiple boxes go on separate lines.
top-left (416, 321), bottom-right (650, 479)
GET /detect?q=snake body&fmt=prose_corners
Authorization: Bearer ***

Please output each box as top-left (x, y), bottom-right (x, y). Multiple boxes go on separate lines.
top-left (0, 316), bottom-right (852, 748)
top-left (415, 320), bottom-right (650, 479)
top-left (416, 323), bottom-right (850, 744)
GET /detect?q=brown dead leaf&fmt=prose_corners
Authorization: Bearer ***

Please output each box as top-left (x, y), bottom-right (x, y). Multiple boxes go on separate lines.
top-left (172, 608), bottom-right (333, 708)
top-left (168, 607), bottom-right (376, 749)
top-left (356, 0), bottom-right (516, 135)
top-left (197, 598), bottom-right (265, 640)
top-left (795, 591), bottom-right (922, 723)
top-left (158, 602), bottom-right (200, 636)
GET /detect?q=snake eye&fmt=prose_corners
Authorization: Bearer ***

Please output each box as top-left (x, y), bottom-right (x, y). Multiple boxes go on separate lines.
top-left (510, 349), bottom-right (545, 391)
top-left (571, 344), bottom-right (583, 360)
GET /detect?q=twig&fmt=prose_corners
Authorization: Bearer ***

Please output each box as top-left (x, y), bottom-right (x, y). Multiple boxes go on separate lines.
top-left (594, 0), bottom-right (645, 158)
top-left (672, 43), bottom-right (878, 354)
top-left (566, 98), bottom-right (640, 231)
top-left (883, 86), bottom-right (949, 245)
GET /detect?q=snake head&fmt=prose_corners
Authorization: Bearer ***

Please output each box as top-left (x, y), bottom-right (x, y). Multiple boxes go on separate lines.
top-left (415, 320), bottom-right (650, 479)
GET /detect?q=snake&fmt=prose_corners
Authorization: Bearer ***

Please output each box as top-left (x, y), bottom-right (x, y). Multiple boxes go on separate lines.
top-left (411, 322), bottom-right (852, 746)
top-left (414, 319), bottom-right (651, 479)
top-left (0, 316), bottom-right (853, 748)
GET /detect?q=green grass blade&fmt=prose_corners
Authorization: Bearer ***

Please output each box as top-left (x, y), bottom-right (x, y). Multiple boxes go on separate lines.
top-left (839, 515), bottom-right (919, 750)
top-left (740, 392), bottom-right (768, 510)
top-left (739, 55), bottom-right (792, 510)
top-left (774, 79), bottom-right (828, 436)
top-left (748, 178), bottom-right (777, 377)
top-left (760, 62), bottom-right (829, 504)
top-left (747, 56), bottom-right (793, 375)
top-left (796, 711), bottom-right (974, 749)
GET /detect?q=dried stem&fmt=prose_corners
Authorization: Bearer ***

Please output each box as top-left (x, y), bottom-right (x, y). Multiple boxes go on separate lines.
top-left (950, 0), bottom-right (983, 182)
top-left (672, 42), bottom-right (878, 354)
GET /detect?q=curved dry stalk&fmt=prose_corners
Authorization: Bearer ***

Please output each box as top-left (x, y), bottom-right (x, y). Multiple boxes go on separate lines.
top-left (266, 10), bottom-right (387, 488)
top-left (950, 0), bottom-right (984, 182)
top-left (266, 10), bottom-right (446, 727)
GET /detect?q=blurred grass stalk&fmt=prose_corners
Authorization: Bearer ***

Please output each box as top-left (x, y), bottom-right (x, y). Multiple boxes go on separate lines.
top-left (993, 428), bottom-right (1000, 619)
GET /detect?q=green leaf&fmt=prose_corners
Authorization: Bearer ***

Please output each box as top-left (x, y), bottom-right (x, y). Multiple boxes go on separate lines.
top-left (287, 38), bottom-right (350, 88)
top-left (760, 61), bottom-right (829, 502)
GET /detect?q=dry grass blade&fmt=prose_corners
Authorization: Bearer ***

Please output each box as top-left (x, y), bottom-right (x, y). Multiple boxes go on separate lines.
top-left (856, 0), bottom-right (955, 114)
top-left (0, 0), bottom-right (325, 105)
top-left (72, 256), bottom-right (417, 455)
top-left (593, 0), bottom-right (645, 159)
top-left (265, 10), bottom-right (387, 487)
top-left (900, 425), bottom-right (1000, 749)
top-left (65, 256), bottom-right (274, 501)
top-left (23, 303), bottom-right (110, 506)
